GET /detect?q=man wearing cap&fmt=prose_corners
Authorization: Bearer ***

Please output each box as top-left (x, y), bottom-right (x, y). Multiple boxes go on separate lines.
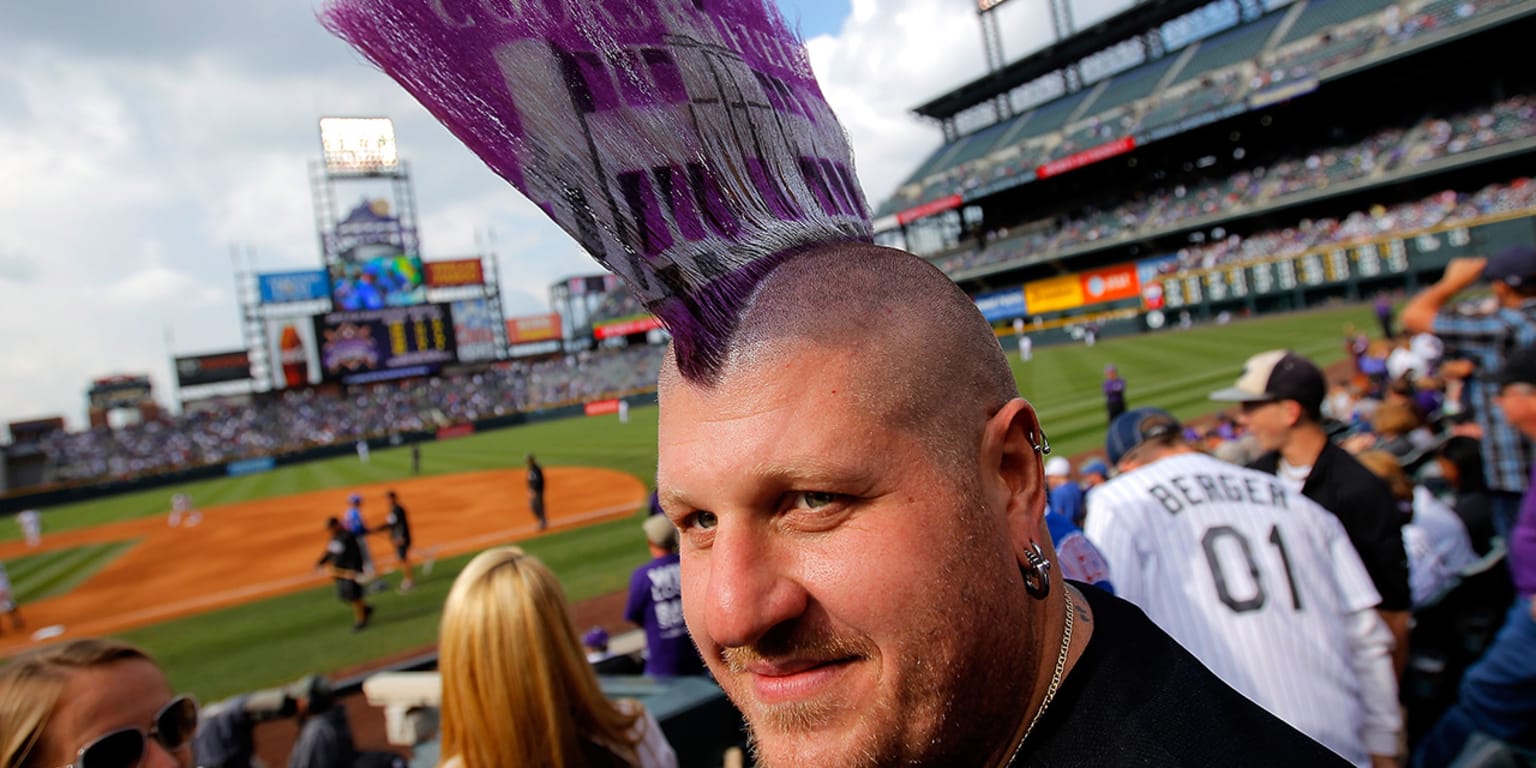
top-left (193, 675), bottom-right (332, 768)
top-left (1077, 459), bottom-right (1110, 517)
top-left (1045, 457), bottom-right (1086, 527)
top-left (1212, 350), bottom-right (1412, 674)
top-left (1402, 247), bottom-right (1536, 539)
top-left (342, 493), bottom-right (376, 579)
top-left (1414, 345), bottom-right (1536, 766)
top-left (625, 515), bottom-right (705, 677)
top-left (1104, 365), bottom-right (1127, 424)
top-left (1087, 408), bottom-right (1400, 767)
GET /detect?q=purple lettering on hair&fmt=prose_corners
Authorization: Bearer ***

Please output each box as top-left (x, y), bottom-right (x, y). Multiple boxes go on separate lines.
top-left (688, 163), bottom-right (742, 238)
top-left (642, 48), bottom-right (689, 103)
top-left (619, 170), bottom-right (675, 257)
top-left (798, 157), bottom-right (838, 217)
top-left (747, 157), bottom-right (801, 221)
top-left (657, 165), bottom-right (708, 241)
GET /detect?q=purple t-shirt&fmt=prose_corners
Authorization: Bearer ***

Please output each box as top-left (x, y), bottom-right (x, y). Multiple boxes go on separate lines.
top-left (1514, 465), bottom-right (1536, 597)
top-left (625, 553), bottom-right (705, 676)
top-left (1104, 378), bottom-right (1126, 407)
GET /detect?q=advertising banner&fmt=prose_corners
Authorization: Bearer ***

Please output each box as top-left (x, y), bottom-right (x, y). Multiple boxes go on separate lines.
top-left (594, 315), bottom-right (663, 340)
top-left (315, 303), bottom-right (458, 383)
top-left (895, 194), bottom-right (963, 225)
top-left (1023, 275), bottom-right (1085, 315)
top-left (267, 316), bottom-right (324, 389)
top-left (425, 258), bottom-right (486, 287)
top-left (258, 270), bottom-right (330, 304)
top-left (506, 313), bottom-right (563, 344)
top-left (450, 298), bottom-right (499, 362)
top-left (1136, 256), bottom-right (1180, 310)
top-left (226, 457), bottom-right (276, 477)
top-left (973, 288), bottom-right (1028, 322)
top-left (585, 399), bottom-right (621, 416)
top-left (174, 351), bottom-right (252, 388)
top-left (1079, 263), bottom-right (1140, 305)
top-left (1036, 136), bottom-right (1136, 180)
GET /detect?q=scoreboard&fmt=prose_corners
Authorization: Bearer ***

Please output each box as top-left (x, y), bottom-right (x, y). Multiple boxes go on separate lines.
top-left (315, 303), bottom-right (457, 383)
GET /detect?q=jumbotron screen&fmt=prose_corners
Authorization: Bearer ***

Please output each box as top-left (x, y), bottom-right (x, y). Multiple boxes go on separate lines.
top-left (314, 303), bottom-right (457, 383)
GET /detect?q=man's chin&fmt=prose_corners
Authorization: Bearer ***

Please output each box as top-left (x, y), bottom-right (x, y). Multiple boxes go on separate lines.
top-left (745, 723), bottom-right (882, 768)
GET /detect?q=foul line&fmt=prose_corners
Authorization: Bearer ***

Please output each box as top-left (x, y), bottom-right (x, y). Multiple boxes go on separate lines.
top-left (96, 498), bottom-right (643, 630)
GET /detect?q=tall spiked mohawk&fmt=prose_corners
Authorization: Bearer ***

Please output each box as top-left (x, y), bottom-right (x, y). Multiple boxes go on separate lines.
top-left (321, 0), bottom-right (873, 380)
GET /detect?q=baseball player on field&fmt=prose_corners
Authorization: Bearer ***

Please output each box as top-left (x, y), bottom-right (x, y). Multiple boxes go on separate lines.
top-left (16, 509), bottom-right (41, 548)
top-left (168, 493), bottom-right (201, 527)
top-left (1085, 408), bottom-right (1401, 768)
top-left (0, 560), bottom-right (24, 634)
top-left (376, 489), bottom-right (415, 592)
top-left (315, 517), bottom-right (375, 633)
top-left (343, 493), bottom-right (377, 579)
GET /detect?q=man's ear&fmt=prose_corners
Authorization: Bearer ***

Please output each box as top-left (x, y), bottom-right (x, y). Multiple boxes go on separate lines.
top-left (981, 398), bottom-right (1049, 563)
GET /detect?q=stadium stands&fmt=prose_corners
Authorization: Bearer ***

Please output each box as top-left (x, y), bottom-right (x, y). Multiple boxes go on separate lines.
top-left (42, 344), bottom-right (667, 483)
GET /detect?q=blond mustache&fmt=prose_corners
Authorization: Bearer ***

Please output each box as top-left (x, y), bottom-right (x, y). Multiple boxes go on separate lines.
top-left (721, 631), bottom-right (872, 674)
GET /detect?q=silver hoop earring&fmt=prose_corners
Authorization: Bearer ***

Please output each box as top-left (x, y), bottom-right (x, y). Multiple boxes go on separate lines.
top-left (1030, 430), bottom-right (1051, 455)
top-left (1022, 541), bottom-right (1052, 599)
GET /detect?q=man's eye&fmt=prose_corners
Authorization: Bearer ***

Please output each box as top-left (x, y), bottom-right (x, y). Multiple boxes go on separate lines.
top-left (692, 511), bottom-right (719, 530)
top-left (795, 492), bottom-right (838, 509)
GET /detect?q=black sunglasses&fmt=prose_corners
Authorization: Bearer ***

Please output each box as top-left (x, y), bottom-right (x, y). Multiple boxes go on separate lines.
top-left (59, 695), bottom-right (198, 768)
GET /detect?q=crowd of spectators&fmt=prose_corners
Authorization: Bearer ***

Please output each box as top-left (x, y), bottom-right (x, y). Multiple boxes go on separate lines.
top-left (935, 95), bottom-right (1536, 275)
top-left (882, 0), bottom-right (1514, 219)
top-left (42, 344), bottom-right (667, 484)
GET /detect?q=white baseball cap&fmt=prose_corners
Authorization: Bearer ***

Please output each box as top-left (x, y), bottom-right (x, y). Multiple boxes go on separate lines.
top-left (1044, 457), bottom-right (1072, 477)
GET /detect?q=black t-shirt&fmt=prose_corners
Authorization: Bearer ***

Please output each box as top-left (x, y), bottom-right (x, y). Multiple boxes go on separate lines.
top-left (1251, 441), bottom-right (1411, 611)
top-left (1019, 585), bottom-right (1350, 767)
top-left (318, 530), bottom-right (364, 573)
top-left (387, 502), bottom-right (411, 543)
top-left (528, 463), bottom-right (545, 492)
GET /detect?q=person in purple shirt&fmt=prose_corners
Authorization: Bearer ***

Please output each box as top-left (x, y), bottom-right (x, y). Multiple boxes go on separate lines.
top-left (625, 515), bottom-right (705, 677)
top-left (1415, 346), bottom-right (1536, 766)
top-left (1104, 364), bottom-right (1128, 424)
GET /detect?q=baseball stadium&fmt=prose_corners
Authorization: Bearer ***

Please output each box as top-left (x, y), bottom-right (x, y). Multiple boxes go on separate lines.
top-left (3, 0), bottom-right (1536, 766)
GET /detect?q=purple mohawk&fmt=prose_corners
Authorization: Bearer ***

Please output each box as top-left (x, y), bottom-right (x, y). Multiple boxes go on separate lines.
top-left (321, 0), bottom-right (873, 380)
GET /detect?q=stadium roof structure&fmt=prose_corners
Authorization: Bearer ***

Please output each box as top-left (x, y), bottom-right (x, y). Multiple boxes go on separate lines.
top-left (912, 0), bottom-right (1213, 121)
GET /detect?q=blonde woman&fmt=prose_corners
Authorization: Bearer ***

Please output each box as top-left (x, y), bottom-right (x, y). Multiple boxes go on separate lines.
top-left (438, 547), bottom-right (676, 768)
top-left (1, 638), bottom-right (199, 768)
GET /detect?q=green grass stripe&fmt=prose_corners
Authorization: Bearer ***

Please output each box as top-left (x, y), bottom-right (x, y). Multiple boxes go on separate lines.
top-left (6, 540), bottom-right (138, 603)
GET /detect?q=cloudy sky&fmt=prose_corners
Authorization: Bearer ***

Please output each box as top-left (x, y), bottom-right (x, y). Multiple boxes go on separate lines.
top-left (0, 0), bottom-right (1130, 430)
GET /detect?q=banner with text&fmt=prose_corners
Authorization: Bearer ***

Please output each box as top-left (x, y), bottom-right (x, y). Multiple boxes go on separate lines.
top-left (258, 270), bottom-right (330, 304)
top-left (594, 315), bottom-right (663, 340)
top-left (425, 258), bottom-right (486, 287)
top-left (974, 288), bottom-right (1028, 322)
top-left (174, 351), bottom-right (253, 388)
top-left (1023, 275), bottom-right (1085, 315)
top-left (1078, 264), bottom-right (1141, 305)
top-left (506, 313), bottom-right (563, 344)
top-left (450, 298), bottom-right (499, 362)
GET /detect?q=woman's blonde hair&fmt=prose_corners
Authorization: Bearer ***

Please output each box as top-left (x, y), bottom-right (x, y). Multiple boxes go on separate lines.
top-left (1, 639), bottom-right (152, 768)
top-left (1357, 450), bottom-right (1414, 503)
top-left (1370, 401), bottom-right (1421, 437)
top-left (438, 547), bottom-right (641, 768)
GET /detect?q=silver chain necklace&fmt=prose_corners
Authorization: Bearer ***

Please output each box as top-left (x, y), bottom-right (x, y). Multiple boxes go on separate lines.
top-left (1003, 592), bottom-right (1075, 767)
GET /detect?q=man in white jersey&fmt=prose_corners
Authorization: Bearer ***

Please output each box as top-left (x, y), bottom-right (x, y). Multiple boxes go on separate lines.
top-left (1085, 407), bottom-right (1401, 768)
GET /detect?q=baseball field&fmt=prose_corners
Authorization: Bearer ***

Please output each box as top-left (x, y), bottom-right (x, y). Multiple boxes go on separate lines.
top-left (0, 302), bottom-right (1378, 702)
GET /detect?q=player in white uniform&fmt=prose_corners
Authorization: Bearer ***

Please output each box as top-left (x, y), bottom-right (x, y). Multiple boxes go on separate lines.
top-left (168, 493), bottom-right (201, 527)
top-left (1086, 408), bottom-right (1401, 768)
top-left (16, 509), bottom-right (41, 547)
top-left (1013, 317), bottom-right (1032, 361)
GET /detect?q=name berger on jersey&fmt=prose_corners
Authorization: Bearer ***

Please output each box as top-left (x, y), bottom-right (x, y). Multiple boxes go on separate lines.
top-left (1145, 469), bottom-right (1292, 516)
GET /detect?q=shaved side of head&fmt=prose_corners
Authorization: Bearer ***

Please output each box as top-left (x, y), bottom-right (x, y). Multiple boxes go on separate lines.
top-left (661, 243), bottom-right (1020, 471)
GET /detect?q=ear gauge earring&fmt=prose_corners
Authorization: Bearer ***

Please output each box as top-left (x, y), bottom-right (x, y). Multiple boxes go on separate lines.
top-left (1022, 541), bottom-right (1052, 599)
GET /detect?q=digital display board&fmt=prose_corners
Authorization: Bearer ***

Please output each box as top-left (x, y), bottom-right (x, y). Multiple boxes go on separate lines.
top-left (315, 303), bottom-right (457, 382)
top-left (319, 117), bottom-right (399, 175)
top-left (330, 247), bottom-right (426, 310)
top-left (175, 351), bottom-right (252, 387)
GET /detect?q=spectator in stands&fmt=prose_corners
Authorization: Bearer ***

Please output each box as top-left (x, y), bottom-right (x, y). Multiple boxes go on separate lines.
top-left (0, 638), bottom-right (198, 768)
top-left (1402, 245), bottom-right (1536, 540)
top-left (436, 547), bottom-right (676, 768)
top-left (1414, 346), bottom-right (1536, 766)
top-left (1356, 450), bottom-right (1477, 609)
top-left (1044, 457), bottom-right (1086, 526)
top-left (625, 516), bottom-right (705, 677)
top-left (193, 674), bottom-right (331, 768)
top-left (1212, 350), bottom-right (1412, 674)
top-left (1436, 436), bottom-right (1498, 556)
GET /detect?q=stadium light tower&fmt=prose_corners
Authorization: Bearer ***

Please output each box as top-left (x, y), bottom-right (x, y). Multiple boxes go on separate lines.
top-left (977, 0), bottom-right (1081, 104)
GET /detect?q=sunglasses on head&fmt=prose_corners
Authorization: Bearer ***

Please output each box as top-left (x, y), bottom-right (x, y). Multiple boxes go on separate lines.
top-left (59, 695), bottom-right (198, 768)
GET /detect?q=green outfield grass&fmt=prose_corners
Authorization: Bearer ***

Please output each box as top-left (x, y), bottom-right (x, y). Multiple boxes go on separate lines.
top-left (5, 540), bottom-right (138, 603)
top-left (4, 302), bottom-right (1377, 701)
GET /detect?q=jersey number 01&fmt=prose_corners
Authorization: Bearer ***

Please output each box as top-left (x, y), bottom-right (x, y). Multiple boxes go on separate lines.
top-left (1201, 524), bottom-right (1304, 614)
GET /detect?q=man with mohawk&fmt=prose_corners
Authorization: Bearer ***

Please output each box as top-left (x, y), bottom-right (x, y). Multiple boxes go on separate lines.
top-left (323, 1), bottom-right (1348, 764)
